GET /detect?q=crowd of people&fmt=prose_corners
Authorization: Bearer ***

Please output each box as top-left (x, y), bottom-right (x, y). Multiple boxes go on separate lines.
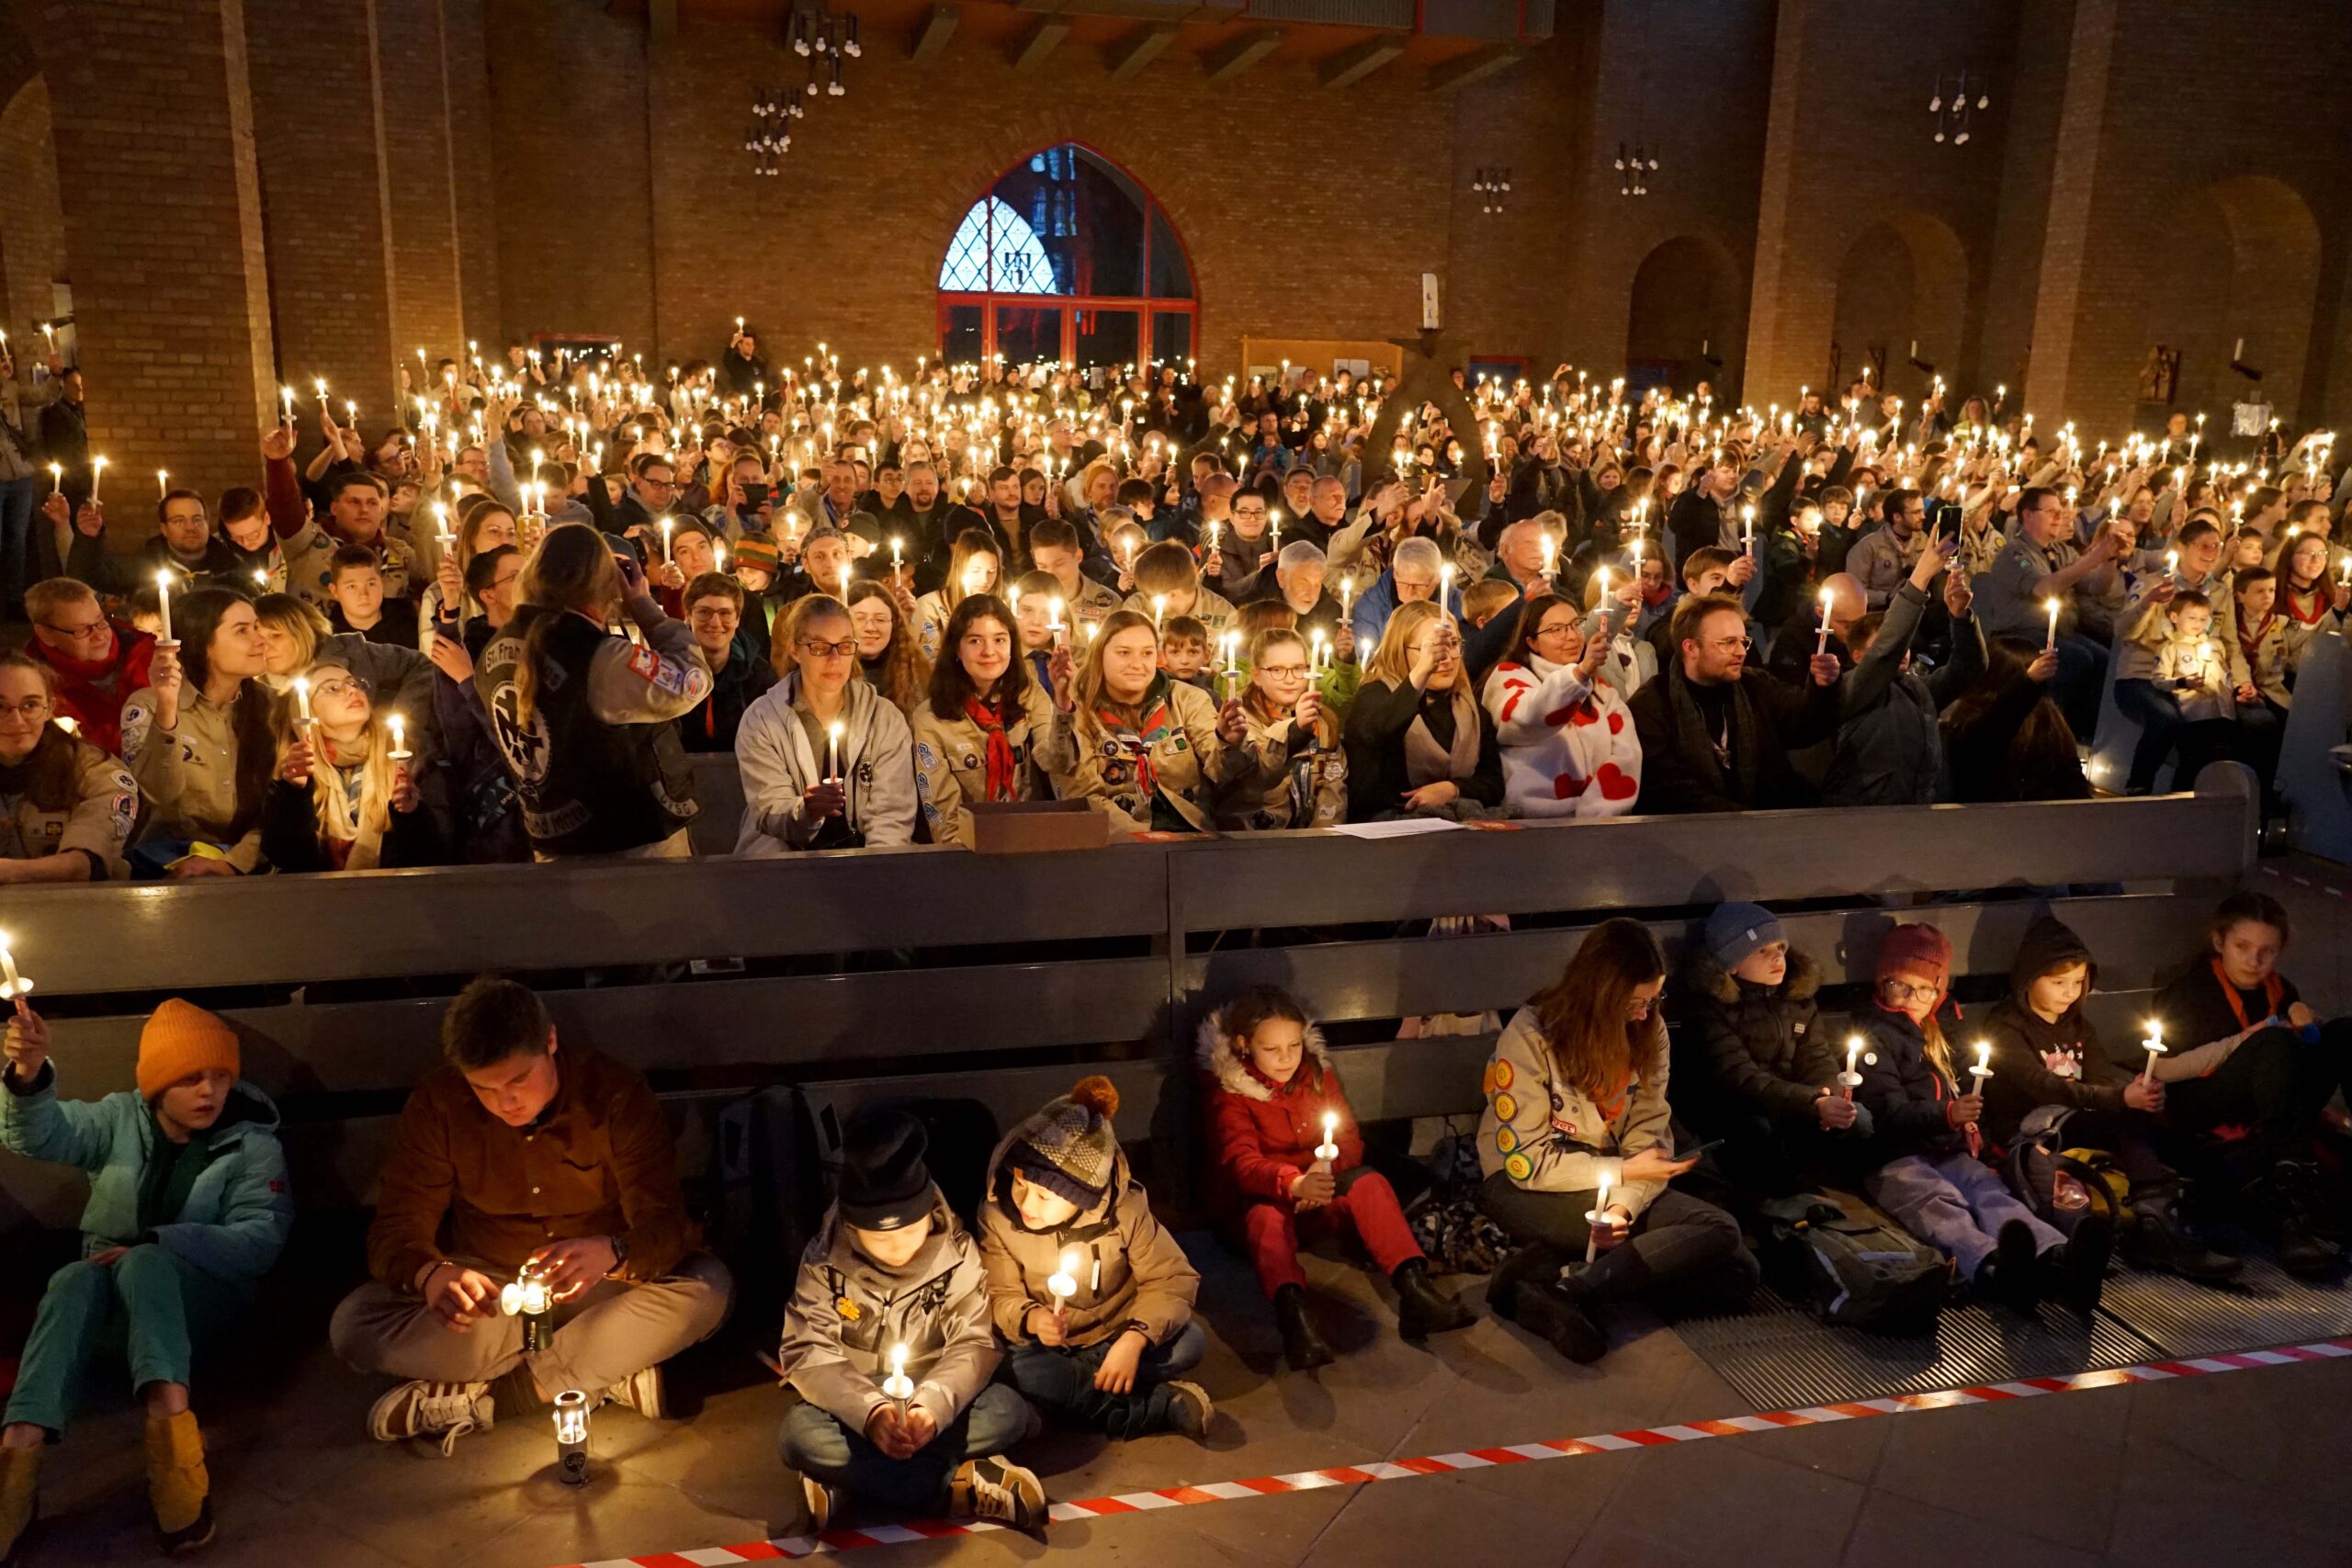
top-left (0, 337), bottom-right (2342, 880)
top-left (5, 883), bottom-right (2347, 1554)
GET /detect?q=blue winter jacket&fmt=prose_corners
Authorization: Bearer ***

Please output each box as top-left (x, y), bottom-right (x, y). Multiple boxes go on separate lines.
top-left (1, 1064), bottom-right (292, 1292)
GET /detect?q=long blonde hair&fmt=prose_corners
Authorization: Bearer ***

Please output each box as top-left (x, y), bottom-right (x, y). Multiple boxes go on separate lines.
top-left (513, 524), bottom-right (623, 730)
top-left (1364, 598), bottom-right (1479, 740)
top-left (942, 528), bottom-right (1001, 614)
top-left (1069, 607), bottom-right (1158, 736)
top-left (273, 660), bottom-right (401, 868)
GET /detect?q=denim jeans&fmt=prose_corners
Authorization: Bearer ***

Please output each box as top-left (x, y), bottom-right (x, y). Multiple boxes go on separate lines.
top-left (998, 1318), bottom-right (1205, 1439)
top-left (2110, 678), bottom-right (2181, 793)
top-left (0, 472), bottom-right (37, 618)
top-left (4, 1246), bottom-right (248, 1436)
top-left (780, 1382), bottom-right (1037, 1513)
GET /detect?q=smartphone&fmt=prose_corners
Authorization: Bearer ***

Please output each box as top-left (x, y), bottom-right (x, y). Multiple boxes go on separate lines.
top-left (1678, 1138), bottom-right (1726, 1160)
top-left (611, 547), bottom-right (644, 590)
top-left (740, 480), bottom-right (770, 510)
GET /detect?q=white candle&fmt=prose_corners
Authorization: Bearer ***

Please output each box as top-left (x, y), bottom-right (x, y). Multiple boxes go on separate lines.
top-left (1091, 1256), bottom-right (1102, 1293)
top-left (659, 517), bottom-right (673, 563)
top-left (1743, 503), bottom-right (1756, 553)
top-left (388, 713), bottom-right (410, 761)
top-left (293, 676), bottom-right (313, 728)
top-left (1586, 1174), bottom-right (1614, 1264)
top-left (882, 1343), bottom-right (914, 1411)
top-left (45, 463), bottom-right (60, 497)
top-left (155, 572), bottom-right (175, 644)
top-left (2043, 598), bottom-right (2060, 652)
top-left (1815, 588), bottom-right (1834, 655)
top-left (1841, 1035), bottom-right (1864, 1100)
top-left (1970, 1041), bottom-right (1992, 1097)
top-left (826, 719), bottom-right (842, 783)
top-left (838, 566), bottom-right (852, 603)
top-left (1439, 562), bottom-right (1454, 604)
top-left (1313, 1109), bottom-right (1340, 1169)
top-left (156, 469), bottom-right (168, 498)
top-left (1047, 1247), bottom-right (1079, 1325)
top-left (1151, 594), bottom-right (1167, 633)
top-left (1046, 596), bottom-right (1065, 637)
top-left (89, 456), bottom-right (106, 505)
top-left (2139, 1027), bottom-right (2167, 1087)
top-left (0, 938), bottom-right (25, 998)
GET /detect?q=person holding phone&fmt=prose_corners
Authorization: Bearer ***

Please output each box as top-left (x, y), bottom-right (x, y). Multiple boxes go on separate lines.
top-left (1478, 919), bottom-right (1758, 1363)
top-left (1821, 525), bottom-right (1984, 807)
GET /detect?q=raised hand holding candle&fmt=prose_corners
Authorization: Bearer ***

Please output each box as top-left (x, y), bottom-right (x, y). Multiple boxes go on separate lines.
top-left (1815, 587), bottom-right (1834, 655)
top-left (154, 571), bottom-right (175, 645)
top-left (2043, 598), bottom-right (2060, 652)
top-left (2139, 1025), bottom-right (2167, 1087)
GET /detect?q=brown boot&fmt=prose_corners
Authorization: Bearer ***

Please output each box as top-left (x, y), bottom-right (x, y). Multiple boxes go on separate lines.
top-left (0, 1443), bottom-right (41, 1567)
top-left (141, 1410), bottom-right (214, 1556)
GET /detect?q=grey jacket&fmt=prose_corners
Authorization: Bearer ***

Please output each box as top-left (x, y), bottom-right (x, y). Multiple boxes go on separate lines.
top-left (1822, 582), bottom-right (1984, 807)
top-left (733, 671), bottom-right (918, 852)
top-left (779, 1194), bottom-right (1001, 1433)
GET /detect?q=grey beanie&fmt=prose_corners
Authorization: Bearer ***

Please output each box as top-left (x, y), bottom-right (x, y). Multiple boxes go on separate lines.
top-left (1704, 902), bottom-right (1784, 970)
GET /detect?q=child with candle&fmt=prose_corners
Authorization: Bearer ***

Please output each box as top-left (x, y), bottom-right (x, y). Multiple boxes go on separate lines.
top-left (0, 998), bottom-right (292, 1560)
top-left (1046, 609), bottom-right (1249, 835)
top-left (781, 1109), bottom-right (1046, 1533)
top-left (1478, 921), bottom-right (1755, 1363)
top-left (978, 1077), bottom-right (1210, 1440)
top-left (1212, 627), bottom-right (1347, 831)
top-left (1671, 903), bottom-right (1871, 1201)
top-left (260, 654), bottom-right (441, 872)
top-left (2225, 567), bottom-right (2291, 806)
top-left (1156, 615), bottom-right (1214, 692)
top-left (1854, 923), bottom-right (2103, 1315)
top-left (843, 580), bottom-right (932, 718)
top-left (908, 593), bottom-right (1076, 848)
top-left (1975, 917), bottom-right (2238, 1284)
top-left (1124, 539), bottom-right (1236, 639)
top-left (2146, 591), bottom-right (2242, 788)
top-left (118, 588), bottom-right (277, 876)
top-left (1198, 987), bottom-right (1474, 1370)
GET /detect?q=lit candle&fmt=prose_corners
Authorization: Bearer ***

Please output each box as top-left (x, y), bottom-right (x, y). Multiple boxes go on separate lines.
top-left (154, 572), bottom-right (175, 644)
top-left (1046, 596), bottom-right (1065, 637)
top-left (1313, 1110), bottom-right (1340, 1169)
top-left (434, 502), bottom-right (454, 547)
top-left (1047, 1247), bottom-right (1080, 1327)
top-left (1969, 1041), bottom-right (1993, 1098)
top-left (89, 456), bottom-right (106, 505)
top-left (552, 1390), bottom-right (591, 1489)
top-left (881, 1342), bottom-right (915, 1415)
top-left (890, 536), bottom-right (903, 571)
top-left (1815, 587), bottom-right (1834, 655)
top-left (1586, 1170), bottom-right (1614, 1264)
top-left (1151, 593), bottom-right (1167, 633)
top-left (838, 565), bottom-right (852, 603)
top-left (156, 468), bottom-right (168, 498)
top-left (1841, 1035), bottom-right (1865, 1101)
top-left (826, 719), bottom-right (842, 783)
top-left (2043, 598), bottom-right (2060, 652)
top-left (1439, 562), bottom-right (1454, 604)
top-left (45, 463), bottom-right (59, 497)
top-left (0, 935), bottom-right (28, 999)
top-left (387, 713), bottom-right (410, 761)
top-left (659, 516), bottom-right (673, 563)
top-left (293, 676), bottom-right (313, 728)
top-left (2140, 1026), bottom-right (2167, 1087)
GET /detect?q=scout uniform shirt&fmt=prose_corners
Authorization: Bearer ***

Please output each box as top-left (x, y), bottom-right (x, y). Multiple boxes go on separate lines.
top-left (0, 732), bottom-right (138, 879)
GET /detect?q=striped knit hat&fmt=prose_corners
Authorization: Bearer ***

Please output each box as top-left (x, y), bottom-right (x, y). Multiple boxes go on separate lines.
top-left (1009, 1076), bottom-right (1122, 1208)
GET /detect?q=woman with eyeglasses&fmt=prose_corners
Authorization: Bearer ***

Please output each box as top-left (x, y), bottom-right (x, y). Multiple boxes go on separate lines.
top-left (909, 593), bottom-right (1074, 849)
top-left (259, 654), bottom-right (440, 872)
top-left (735, 594), bottom-right (916, 852)
top-left (844, 579), bottom-right (931, 717)
top-left (0, 650), bottom-right (140, 882)
top-left (119, 588), bottom-right (276, 876)
top-left (1482, 592), bottom-right (1640, 818)
top-left (1342, 599), bottom-right (1504, 822)
top-left (1478, 919), bottom-right (1757, 1363)
top-left (1048, 608), bottom-right (1247, 834)
top-left (1212, 627), bottom-right (1344, 831)
top-left (416, 494), bottom-right (521, 653)
top-left (1855, 922), bottom-right (2104, 1318)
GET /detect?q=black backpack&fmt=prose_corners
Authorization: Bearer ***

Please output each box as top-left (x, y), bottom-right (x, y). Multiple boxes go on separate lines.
top-left (2003, 1104), bottom-right (2132, 1235)
top-left (1755, 1190), bottom-right (1947, 1335)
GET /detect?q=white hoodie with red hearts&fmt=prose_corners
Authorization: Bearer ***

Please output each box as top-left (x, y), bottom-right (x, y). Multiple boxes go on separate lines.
top-left (1481, 654), bottom-right (1643, 818)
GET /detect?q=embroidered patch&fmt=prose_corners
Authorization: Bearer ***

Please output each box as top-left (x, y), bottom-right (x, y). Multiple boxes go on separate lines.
top-left (1494, 1126), bottom-right (1518, 1155)
top-left (1492, 1090), bottom-right (1519, 1122)
top-left (1503, 1151), bottom-right (1533, 1182)
top-left (835, 1296), bottom-right (861, 1321)
top-left (1491, 1060), bottom-right (1513, 1091)
top-left (625, 645), bottom-right (663, 683)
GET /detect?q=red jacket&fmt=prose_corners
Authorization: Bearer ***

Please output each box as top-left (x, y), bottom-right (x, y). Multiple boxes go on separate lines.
top-left (1195, 1013), bottom-right (1365, 1222)
top-left (28, 623), bottom-right (155, 759)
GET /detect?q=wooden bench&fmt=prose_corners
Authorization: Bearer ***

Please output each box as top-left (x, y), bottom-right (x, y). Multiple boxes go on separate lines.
top-left (0, 766), bottom-right (2259, 1233)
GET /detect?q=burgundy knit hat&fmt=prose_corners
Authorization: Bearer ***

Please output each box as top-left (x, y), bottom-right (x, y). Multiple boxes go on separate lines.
top-left (1876, 923), bottom-right (1953, 1007)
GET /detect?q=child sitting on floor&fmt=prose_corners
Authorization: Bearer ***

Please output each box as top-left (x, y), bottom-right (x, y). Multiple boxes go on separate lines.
top-left (1197, 987), bottom-right (1475, 1371)
top-left (1855, 923), bottom-right (2109, 1316)
top-left (977, 1077), bottom-right (1211, 1441)
top-left (779, 1109), bottom-right (1045, 1534)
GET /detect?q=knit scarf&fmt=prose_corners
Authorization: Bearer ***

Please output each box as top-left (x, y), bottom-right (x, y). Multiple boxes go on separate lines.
top-left (1400, 693), bottom-right (1480, 787)
top-left (1664, 666), bottom-right (1760, 802)
top-left (965, 693), bottom-right (1021, 802)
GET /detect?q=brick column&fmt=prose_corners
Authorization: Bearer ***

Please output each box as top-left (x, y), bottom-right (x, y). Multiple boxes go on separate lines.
top-left (33, 0), bottom-right (276, 502)
top-left (248, 0), bottom-right (401, 440)
top-left (2021, 0), bottom-right (2123, 428)
top-left (374, 0), bottom-right (469, 375)
top-left (1739, 0), bottom-right (1826, 402)
top-left (0, 79), bottom-right (63, 341)
top-left (441, 0), bottom-right (502, 349)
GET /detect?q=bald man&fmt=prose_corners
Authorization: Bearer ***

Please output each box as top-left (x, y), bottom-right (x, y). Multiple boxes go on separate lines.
top-left (1765, 571), bottom-right (1865, 685)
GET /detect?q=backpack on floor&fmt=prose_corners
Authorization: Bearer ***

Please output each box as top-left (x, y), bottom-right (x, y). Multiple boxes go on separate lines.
top-left (2003, 1104), bottom-right (2132, 1235)
top-left (1755, 1190), bottom-right (1947, 1335)
top-left (1408, 1130), bottom-right (1519, 1276)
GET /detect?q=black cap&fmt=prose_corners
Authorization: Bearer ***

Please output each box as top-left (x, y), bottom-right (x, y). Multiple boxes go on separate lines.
top-left (837, 1108), bottom-right (934, 1231)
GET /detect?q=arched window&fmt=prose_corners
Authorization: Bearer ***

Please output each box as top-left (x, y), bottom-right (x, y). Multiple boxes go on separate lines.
top-left (937, 144), bottom-right (1195, 372)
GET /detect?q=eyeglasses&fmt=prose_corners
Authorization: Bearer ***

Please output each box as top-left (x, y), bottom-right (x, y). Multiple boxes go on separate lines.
top-left (689, 607), bottom-right (741, 626)
top-left (1705, 635), bottom-right (1754, 651)
top-left (1534, 621), bottom-right (1580, 639)
top-left (1882, 977), bottom-right (1940, 1002)
top-left (0, 697), bottom-right (52, 720)
top-left (311, 675), bottom-right (371, 701)
top-left (641, 476), bottom-right (681, 492)
top-left (799, 637), bottom-right (858, 658)
top-left (39, 617), bottom-right (108, 642)
top-left (1256, 663), bottom-right (1308, 679)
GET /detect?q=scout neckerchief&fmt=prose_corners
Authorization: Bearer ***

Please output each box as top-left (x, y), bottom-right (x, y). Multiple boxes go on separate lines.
top-left (2211, 957), bottom-right (2284, 1031)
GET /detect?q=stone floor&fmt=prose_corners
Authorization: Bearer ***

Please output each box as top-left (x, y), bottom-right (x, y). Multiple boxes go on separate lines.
top-left (15, 855), bottom-right (2352, 1568)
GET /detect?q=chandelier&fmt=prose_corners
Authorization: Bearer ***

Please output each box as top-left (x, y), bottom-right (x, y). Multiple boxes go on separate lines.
top-left (1471, 166), bottom-right (1511, 216)
top-left (1929, 69), bottom-right (1989, 145)
top-left (743, 87), bottom-right (798, 176)
top-left (1614, 141), bottom-right (1657, 197)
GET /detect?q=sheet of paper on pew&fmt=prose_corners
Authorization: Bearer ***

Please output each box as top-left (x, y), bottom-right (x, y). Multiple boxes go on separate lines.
top-left (1328, 818), bottom-right (1464, 840)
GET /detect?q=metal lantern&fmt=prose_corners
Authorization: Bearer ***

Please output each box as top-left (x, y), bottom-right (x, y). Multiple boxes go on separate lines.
top-left (552, 1390), bottom-right (590, 1488)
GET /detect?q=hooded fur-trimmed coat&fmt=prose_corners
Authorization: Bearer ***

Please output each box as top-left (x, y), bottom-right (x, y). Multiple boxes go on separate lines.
top-left (1670, 946), bottom-right (1835, 1133)
top-left (1194, 1013), bottom-right (1365, 1224)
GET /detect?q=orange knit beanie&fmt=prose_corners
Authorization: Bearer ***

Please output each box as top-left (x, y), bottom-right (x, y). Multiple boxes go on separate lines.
top-left (137, 999), bottom-right (241, 1100)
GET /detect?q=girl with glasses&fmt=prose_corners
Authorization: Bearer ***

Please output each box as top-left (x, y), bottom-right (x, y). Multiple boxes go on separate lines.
top-left (1212, 627), bottom-right (1344, 831)
top-left (734, 595), bottom-right (916, 852)
top-left (0, 650), bottom-right (139, 883)
top-left (1483, 592), bottom-right (1640, 818)
top-left (259, 656), bottom-right (439, 872)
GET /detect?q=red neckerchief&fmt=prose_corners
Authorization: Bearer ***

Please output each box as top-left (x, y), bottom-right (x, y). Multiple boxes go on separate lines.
top-left (2238, 611), bottom-right (2276, 668)
top-left (964, 694), bottom-right (1020, 802)
top-left (2283, 585), bottom-right (2334, 626)
top-left (2211, 957), bottom-right (2284, 1030)
top-left (1096, 684), bottom-right (1176, 805)
top-left (1639, 578), bottom-right (1672, 607)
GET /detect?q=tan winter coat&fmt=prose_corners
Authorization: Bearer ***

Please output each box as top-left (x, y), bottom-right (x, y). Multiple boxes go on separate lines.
top-left (1211, 698), bottom-right (1346, 830)
top-left (976, 1125), bottom-right (1198, 1350)
top-left (119, 684), bottom-right (266, 873)
top-left (1477, 1004), bottom-right (1675, 1219)
top-left (909, 682), bottom-right (1078, 847)
top-left (779, 1193), bottom-right (1001, 1435)
top-left (0, 732), bottom-right (138, 879)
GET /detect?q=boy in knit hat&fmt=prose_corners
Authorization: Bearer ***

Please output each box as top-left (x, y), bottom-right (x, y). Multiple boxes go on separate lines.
top-left (0, 998), bottom-right (292, 1561)
top-left (978, 1077), bottom-right (1210, 1440)
top-left (1672, 901), bottom-right (1871, 1201)
top-left (780, 1109), bottom-right (1046, 1534)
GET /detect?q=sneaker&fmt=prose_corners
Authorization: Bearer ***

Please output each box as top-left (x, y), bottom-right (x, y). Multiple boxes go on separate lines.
top-left (949, 1457), bottom-right (1046, 1531)
top-left (603, 1365), bottom-right (667, 1421)
top-left (1160, 1380), bottom-right (1213, 1439)
top-left (367, 1380), bottom-right (493, 1455)
top-left (801, 1474), bottom-right (846, 1534)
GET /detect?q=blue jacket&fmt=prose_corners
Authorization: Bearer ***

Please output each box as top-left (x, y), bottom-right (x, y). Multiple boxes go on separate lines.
top-left (1, 1065), bottom-right (291, 1291)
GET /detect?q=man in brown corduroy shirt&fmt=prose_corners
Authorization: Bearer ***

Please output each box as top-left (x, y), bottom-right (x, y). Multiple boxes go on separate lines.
top-left (327, 976), bottom-right (731, 1451)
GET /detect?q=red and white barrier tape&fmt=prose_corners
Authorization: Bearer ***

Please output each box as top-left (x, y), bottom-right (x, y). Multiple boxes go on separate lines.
top-left (554, 1337), bottom-right (2352, 1566)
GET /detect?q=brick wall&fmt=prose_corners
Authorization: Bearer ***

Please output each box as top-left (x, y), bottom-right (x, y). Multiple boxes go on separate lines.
top-left (442, 0), bottom-right (501, 351)
top-left (30, 0), bottom-right (276, 505)
top-left (375, 0), bottom-right (469, 372)
top-left (0, 77), bottom-right (62, 342)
